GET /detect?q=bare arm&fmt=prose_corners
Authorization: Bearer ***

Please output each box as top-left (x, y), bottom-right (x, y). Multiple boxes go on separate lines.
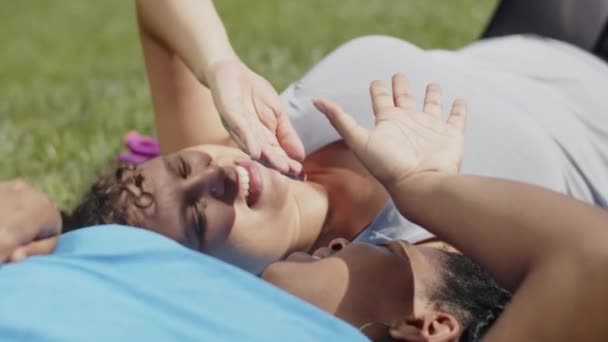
top-left (135, 0), bottom-right (304, 172)
top-left (315, 73), bottom-right (608, 341)
top-left (136, 0), bottom-right (233, 153)
top-left (136, 0), bottom-right (236, 85)
top-left (391, 173), bottom-right (608, 341)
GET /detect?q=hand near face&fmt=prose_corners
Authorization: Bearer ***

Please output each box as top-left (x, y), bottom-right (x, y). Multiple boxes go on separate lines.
top-left (0, 179), bottom-right (61, 263)
top-left (314, 73), bottom-right (467, 188)
top-left (208, 59), bottom-right (305, 175)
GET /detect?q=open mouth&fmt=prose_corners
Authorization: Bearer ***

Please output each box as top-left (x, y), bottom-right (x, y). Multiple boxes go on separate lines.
top-left (234, 162), bottom-right (262, 207)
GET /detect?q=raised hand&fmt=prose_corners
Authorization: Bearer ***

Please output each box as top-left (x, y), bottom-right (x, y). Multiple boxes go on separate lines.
top-left (208, 59), bottom-right (305, 174)
top-left (314, 73), bottom-right (467, 188)
top-left (0, 179), bottom-right (61, 263)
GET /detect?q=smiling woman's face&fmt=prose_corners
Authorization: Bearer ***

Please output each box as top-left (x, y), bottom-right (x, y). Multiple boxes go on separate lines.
top-left (123, 144), bottom-right (302, 273)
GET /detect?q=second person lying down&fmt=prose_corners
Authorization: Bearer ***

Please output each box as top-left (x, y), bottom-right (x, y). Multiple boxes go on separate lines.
top-left (67, 73), bottom-right (608, 341)
top-left (66, 0), bottom-right (608, 273)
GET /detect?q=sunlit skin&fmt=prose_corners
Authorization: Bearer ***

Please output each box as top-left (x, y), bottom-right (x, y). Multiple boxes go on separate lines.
top-left (121, 139), bottom-right (456, 272)
top-left (262, 239), bottom-right (446, 330)
top-left (123, 144), bottom-right (331, 274)
top-left (118, 143), bottom-right (462, 340)
top-left (125, 1), bottom-right (608, 338)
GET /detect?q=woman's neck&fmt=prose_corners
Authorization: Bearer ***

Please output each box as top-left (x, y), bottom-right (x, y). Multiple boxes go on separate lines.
top-left (287, 173), bottom-right (387, 254)
top-left (287, 179), bottom-right (331, 253)
top-left (292, 141), bottom-right (390, 251)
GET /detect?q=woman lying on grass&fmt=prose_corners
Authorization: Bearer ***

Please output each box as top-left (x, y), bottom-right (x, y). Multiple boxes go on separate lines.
top-left (3, 0), bottom-right (608, 340)
top-left (260, 76), bottom-right (608, 341)
top-left (62, 1), bottom-right (606, 338)
top-left (63, 0), bottom-right (608, 270)
top-left (4, 74), bottom-right (608, 341)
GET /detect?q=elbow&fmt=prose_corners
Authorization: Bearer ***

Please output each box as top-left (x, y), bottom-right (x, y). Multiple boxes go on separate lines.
top-left (135, 0), bottom-right (155, 32)
top-left (134, 0), bottom-right (160, 47)
top-left (135, 0), bottom-right (146, 30)
top-left (135, 0), bottom-right (144, 15)
top-left (135, 0), bottom-right (148, 11)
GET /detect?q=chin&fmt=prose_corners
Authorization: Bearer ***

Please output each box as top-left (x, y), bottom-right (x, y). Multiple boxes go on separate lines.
top-left (262, 167), bottom-right (292, 204)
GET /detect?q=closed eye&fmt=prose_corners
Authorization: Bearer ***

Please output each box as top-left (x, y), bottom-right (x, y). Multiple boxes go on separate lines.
top-left (178, 156), bottom-right (190, 178)
top-left (377, 242), bottom-right (399, 256)
top-left (191, 202), bottom-right (207, 248)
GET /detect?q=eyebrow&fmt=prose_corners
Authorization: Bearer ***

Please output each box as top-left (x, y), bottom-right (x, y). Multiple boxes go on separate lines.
top-left (163, 154), bottom-right (207, 249)
top-left (161, 155), bottom-right (173, 176)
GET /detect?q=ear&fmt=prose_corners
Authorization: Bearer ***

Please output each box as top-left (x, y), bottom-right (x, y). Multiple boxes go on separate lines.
top-left (389, 313), bottom-right (461, 341)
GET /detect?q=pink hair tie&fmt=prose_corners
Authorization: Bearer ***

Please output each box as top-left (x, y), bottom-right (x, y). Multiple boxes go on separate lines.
top-left (117, 131), bottom-right (160, 164)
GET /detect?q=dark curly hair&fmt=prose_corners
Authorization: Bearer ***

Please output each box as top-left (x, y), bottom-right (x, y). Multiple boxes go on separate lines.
top-left (432, 251), bottom-right (512, 341)
top-left (62, 163), bottom-right (151, 233)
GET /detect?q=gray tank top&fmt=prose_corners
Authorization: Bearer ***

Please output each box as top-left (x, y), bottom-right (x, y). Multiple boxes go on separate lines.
top-left (281, 35), bottom-right (608, 244)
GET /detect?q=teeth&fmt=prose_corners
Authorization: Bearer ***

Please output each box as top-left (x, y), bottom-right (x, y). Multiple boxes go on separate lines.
top-left (235, 166), bottom-right (251, 199)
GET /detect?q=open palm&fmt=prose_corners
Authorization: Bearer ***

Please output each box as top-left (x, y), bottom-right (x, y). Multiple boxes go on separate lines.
top-left (314, 73), bottom-right (467, 187)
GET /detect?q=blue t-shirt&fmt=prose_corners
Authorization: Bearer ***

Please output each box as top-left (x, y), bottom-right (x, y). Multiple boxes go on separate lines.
top-left (0, 225), bottom-right (366, 342)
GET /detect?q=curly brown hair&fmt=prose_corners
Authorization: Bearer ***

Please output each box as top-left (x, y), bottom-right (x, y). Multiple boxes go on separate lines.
top-left (62, 163), bottom-right (152, 233)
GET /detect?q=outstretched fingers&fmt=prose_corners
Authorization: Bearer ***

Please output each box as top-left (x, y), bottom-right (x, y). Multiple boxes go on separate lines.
top-left (447, 99), bottom-right (468, 130)
top-left (423, 83), bottom-right (443, 117)
top-left (391, 73), bottom-right (417, 111)
top-left (370, 80), bottom-right (395, 115)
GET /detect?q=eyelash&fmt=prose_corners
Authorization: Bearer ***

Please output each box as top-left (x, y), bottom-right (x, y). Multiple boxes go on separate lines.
top-left (178, 156), bottom-right (190, 178)
top-left (176, 156), bottom-right (205, 244)
top-left (192, 202), bottom-right (207, 243)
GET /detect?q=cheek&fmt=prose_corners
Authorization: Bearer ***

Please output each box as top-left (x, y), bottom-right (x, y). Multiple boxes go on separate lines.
top-left (203, 201), bottom-right (236, 249)
top-left (270, 173), bottom-right (291, 203)
top-left (205, 207), bottom-right (293, 273)
top-left (229, 206), bottom-right (292, 251)
top-left (337, 247), bottom-right (416, 293)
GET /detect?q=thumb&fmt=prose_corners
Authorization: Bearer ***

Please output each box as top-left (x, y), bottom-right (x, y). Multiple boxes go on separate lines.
top-left (8, 236), bottom-right (58, 262)
top-left (313, 98), bottom-right (369, 153)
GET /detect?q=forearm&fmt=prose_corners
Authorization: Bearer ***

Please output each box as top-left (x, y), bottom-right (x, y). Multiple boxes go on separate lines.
top-left (317, 70), bottom-right (608, 339)
top-left (390, 173), bottom-right (608, 290)
top-left (486, 251), bottom-right (608, 341)
top-left (136, 0), bottom-right (234, 152)
top-left (392, 174), bottom-right (608, 339)
top-left (136, 0), bottom-right (237, 85)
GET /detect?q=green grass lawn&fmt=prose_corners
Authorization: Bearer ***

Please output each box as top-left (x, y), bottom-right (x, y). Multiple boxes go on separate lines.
top-left (0, 0), bottom-right (498, 209)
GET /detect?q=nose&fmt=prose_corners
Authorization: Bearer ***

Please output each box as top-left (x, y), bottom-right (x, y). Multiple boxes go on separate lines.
top-left (312, 238), bottom-right (349, 258)
top-left (185, 165), bottom-right (237, 202)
